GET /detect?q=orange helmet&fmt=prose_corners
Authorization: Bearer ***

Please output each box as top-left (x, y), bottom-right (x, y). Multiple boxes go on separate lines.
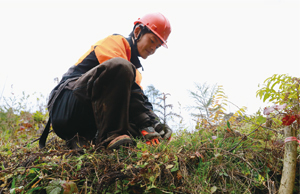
top-left (134, 13), bottom-right (171, 48)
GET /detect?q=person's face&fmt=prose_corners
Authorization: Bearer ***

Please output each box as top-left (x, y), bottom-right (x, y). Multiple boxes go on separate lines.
top-left (134, 27), bottom-right (162, 59)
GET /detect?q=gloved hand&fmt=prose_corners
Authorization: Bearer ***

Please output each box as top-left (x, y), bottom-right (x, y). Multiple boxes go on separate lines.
top-left (154, 123), bottom-right (172, 140)
top-left (140, 126), bottom-right (161, 145)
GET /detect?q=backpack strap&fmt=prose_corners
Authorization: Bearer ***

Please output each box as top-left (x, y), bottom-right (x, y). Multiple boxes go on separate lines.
top-left (39, 118), bottom-right (51, 149)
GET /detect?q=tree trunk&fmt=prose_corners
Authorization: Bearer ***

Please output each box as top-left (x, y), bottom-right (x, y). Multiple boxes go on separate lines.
top-left (278, 126), bottom-right (298, 194)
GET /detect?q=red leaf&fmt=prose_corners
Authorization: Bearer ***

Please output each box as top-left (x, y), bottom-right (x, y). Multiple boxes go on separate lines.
top-left (282, 115), bottom-right (296, 126)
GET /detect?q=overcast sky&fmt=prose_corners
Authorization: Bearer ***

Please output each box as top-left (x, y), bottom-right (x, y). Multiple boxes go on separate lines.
top-left (0, 0), bottom-right (299, 129)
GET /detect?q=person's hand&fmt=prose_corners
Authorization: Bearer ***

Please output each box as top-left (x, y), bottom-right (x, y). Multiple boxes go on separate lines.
top-left (140, 126), bottom-right (161, 145)
top-left (154, 123), bottom-right (172, 140)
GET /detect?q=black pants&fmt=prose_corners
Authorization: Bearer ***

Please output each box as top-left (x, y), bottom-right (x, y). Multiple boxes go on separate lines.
top-left (50, 58), bottom-right (144, 143)
top-left (51, 89), bottom-right (97, 140)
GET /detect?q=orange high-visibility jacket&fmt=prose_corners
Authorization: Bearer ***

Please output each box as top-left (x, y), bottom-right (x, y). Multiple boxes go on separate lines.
top-left (56, 34), bottom-right (159, 127)
top-left (62, 34), bottom-right (143, 88)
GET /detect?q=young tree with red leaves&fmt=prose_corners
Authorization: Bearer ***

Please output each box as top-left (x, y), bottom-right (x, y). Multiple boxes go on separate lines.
top-left (257, 74), bottom-right (300, 194)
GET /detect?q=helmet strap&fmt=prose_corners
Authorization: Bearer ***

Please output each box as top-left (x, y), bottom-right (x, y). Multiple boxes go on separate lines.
top-left (133, 24), bottom-right (145, 43)
top-left (131, 24), bottom-right (147, 59)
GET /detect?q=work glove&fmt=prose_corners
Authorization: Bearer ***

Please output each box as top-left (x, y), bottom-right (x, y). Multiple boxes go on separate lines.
top-left (154, 123), bottom-right (172, 140)
top-left (140, 126), bottom-right (161, 146)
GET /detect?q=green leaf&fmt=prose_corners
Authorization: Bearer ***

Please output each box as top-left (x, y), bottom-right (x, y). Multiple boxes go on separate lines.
top-left (46, 180), bottom-right (63, 194)
top-left (171, 160), bottom-right (179, 172)
top-left (46, 186), bottom-right (62, 194)
top-left (257, 116), bottom-right (266, 124)
top-left (76, 164), bottom-right (81, 171)
top-left (11, 177), bottom-right (16, 189)
top-left (137, 152), bottom-right (142, 159)
top-left (263, 93), bottom-right (270, 102)
top-left (270, 81), bottom-right (279, 90)
top-left (140, 162), bottom-right (149, 168)
top-left (227, 121), bottom-right (231, 129)
top-left (170, 166), bottom-right (179, 172)
top-left (27, 187), bottom-right (43, 193)
top-left (164, 155), bottom-right (169, 163)
top-left (149, 176), bottom-right (155, 183)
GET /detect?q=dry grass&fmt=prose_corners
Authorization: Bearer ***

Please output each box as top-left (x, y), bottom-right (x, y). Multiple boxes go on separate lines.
top-left (1, 118), bottom-right (298, 194)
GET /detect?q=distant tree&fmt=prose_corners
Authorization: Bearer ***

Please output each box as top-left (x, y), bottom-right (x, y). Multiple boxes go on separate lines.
top-left (144, 84), bottom-right (161, 111)
top-left (154, 93), bottom-right (182, 125)
top-left (187, 82), bottom-right (228, 129)
top-left (144, 85), bottom-right (182, 125)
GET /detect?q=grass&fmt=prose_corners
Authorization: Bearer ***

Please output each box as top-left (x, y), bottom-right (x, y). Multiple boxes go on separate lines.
top-left (0, 102), bottom-right (299, 193)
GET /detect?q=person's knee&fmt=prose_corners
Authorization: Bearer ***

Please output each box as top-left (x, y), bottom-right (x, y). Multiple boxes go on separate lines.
top-left (109, 57), bottom-right (135, 79)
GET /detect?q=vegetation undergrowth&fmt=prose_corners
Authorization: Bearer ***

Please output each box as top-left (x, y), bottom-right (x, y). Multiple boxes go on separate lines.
top-left (0, 110), bottom-right (298, 194)
top-left (0, 74), bottom-right (299, 193)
